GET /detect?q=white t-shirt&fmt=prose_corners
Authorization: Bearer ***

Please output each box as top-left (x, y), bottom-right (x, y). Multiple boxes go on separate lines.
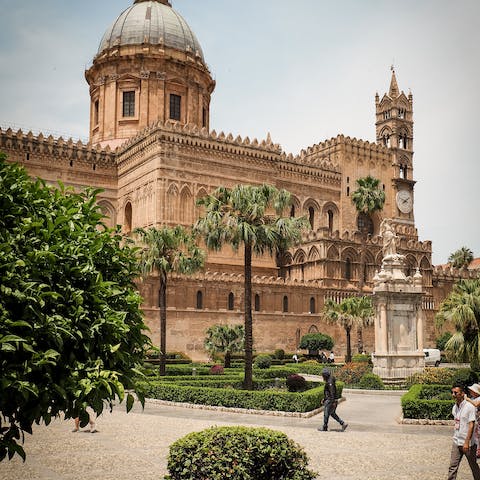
top-left (452, 400), bottom-right (477, 446)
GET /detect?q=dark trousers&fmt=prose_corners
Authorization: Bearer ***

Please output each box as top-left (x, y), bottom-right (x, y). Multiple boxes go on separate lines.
top-left (448, 443), bottom-right (480, 480)
top-left (323, 400), bottom-right (344, 430)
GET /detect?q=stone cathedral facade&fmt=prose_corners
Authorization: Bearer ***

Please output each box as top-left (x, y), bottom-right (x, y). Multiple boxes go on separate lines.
top-left (1, 0), bottom-right (472, 360)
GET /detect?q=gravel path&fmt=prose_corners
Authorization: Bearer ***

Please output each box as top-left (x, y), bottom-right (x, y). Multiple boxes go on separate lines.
top-left (0, 391), bottom-right (472, 480)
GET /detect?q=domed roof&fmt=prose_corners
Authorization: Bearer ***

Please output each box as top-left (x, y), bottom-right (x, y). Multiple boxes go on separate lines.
top-left (97, 0), bottom-right (205, 62)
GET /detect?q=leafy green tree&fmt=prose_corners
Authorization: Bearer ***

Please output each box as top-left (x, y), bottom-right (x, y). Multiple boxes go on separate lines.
top-left (0, 154), bottom-right (150, 461)
top-left (135, 226), bottom-right (204, 376)
top-left (436, 279), bottom-right (480, 370)
top-left (195, 184), bottom-right (309, 390)
top-left (448, 247), bottom-right (474, 269)
top-left (323, 296), bottom-right (374, 363)
top-left (298, 333), bottom-right (334, 353)
top-left (204, 324), bottom-right (245, 368)
top-left (351, 175), bottom-right (385, 352)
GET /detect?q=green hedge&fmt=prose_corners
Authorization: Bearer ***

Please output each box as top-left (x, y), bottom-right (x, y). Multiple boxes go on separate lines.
top-left (401, 384), bottom-right (454, 420)
top-left (142, 382), bottom-right (332, 412)
top-left (141, 378), bottom-right (343, 412)
top-left (165, 426), bottom-right (316, 480)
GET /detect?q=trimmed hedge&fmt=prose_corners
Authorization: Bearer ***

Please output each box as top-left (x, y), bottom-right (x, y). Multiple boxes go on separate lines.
top-left (401, 384), bottom-right (454, 420)
top-left (142, 382), bottom-right (329, 412)
top-left (165, 426), bottom-right (316, 480)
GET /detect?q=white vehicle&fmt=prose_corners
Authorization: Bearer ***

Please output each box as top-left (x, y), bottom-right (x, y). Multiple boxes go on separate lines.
top-left (423, 348), bottom-right (441, 367)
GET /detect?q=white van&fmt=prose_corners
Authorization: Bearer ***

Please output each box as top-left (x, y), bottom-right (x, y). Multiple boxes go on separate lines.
top-left (423, 348), bottom-right (441, 367)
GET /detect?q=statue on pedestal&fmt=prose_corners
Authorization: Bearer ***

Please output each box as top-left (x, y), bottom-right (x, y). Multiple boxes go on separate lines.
top-left (380, 218), bottom-right (397, 258)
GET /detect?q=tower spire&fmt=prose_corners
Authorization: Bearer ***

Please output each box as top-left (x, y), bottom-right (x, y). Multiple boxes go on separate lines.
top-left (389, 65), bottom-right (399, 98)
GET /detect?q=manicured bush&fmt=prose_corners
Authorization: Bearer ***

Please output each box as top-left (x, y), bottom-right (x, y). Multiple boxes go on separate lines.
top-left (286, 374), bottom-right (308, 392)
top-left (141, 381), bottom-right (327, 412)
top-left (209, 364), bottom-right (224, 375)
top-left (298, 363), bottom-right (339, 376)
top-left (358, 373), bottom-right (384, 390)
top-left (253, 367), bottom-right (299, 378)
top-left (401, 384), bottom-right (454, 420)
top-left (274, 348), bottom-right (286, 360)
top-left (254, 354), bottom-right (272, 369)
top-left (299, 333), bottom-right (334, 352)
top-left (165, 426), bottom-right (316, 480)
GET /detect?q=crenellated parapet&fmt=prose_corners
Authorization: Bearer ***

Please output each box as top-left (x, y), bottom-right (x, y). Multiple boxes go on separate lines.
top-left (116, 119), bottom-right (283, 169)
top-left (0, 127), bottom-right (116, 169)
top-left (432, 264), bottom-right (479, 280)
top-left (293, 134), bottom-right (391, 170)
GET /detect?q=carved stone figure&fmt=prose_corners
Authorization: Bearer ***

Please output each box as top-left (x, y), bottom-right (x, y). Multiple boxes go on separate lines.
top-left (380, 218), bottom-right (397, 257)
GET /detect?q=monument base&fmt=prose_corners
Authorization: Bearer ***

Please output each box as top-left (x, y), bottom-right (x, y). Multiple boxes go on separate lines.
top-left (373, 352), bottom-right (425, 382)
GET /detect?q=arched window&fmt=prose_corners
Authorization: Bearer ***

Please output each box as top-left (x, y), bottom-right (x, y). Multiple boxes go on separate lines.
top-left (308, 207), bottom-right (315, 229)
top-left (309, 297), bottom-right (316, 314)
top-left (345, 258), bottom-right (352, 280)
top-left (283, 295), bottom-right (289, 313)
top-left (290, 204), bottom-right (295, 217)
top-left (327, 210), bottom-right (334, 232)
top-left (124, 202), bottom-right (132, 234)
top-left (357, 213), bottom-right (374, 235)
top-left (254, 294), bottom-right (260, 312)
top-left (196, 291), bottom-right (203, 309)
top-left (228, 292), bottom-right (234, 311)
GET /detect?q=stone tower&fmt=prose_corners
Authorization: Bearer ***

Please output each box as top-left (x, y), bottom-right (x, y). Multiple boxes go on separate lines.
top-left (85, 0), bottom-right (216, 149)
top-left (375, 69), bottom-right (415, 228)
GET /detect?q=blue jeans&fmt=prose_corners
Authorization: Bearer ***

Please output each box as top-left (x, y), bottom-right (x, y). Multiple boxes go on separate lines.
top-left (323, 400), bottom-right (344, 430)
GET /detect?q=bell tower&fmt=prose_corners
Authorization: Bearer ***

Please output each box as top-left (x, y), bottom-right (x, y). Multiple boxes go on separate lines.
top-left (375, 68), bottom-right (415, 225)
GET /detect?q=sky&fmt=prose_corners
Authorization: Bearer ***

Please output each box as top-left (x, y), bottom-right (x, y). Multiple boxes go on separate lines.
top-left (0, 0), bottom-right (478, 266)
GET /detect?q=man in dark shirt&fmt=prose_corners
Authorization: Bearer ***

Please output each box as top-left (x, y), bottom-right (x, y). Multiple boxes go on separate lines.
top-left (319, 368), bottom-right (348, 432)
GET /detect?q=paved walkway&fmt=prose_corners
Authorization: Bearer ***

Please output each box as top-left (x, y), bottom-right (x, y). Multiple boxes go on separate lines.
top-left (0, 390), bottom-right (473, 480)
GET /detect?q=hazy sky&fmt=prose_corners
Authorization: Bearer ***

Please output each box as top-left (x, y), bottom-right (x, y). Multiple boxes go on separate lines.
top-left (0, 0), bottom-right (478, 265)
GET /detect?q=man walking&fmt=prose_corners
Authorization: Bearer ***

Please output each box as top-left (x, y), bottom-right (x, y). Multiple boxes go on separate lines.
top-left (448, 383), bottom-right (480, 479)
top-left (318, 368), bottom-right (347, 432)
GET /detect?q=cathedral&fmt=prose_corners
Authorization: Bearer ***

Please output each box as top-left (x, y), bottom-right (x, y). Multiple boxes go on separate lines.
top-left (0, 0), bottom-right (472, 360)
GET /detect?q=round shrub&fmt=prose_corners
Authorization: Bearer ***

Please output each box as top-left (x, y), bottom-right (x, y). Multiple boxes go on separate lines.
top-left (298, 333), bottom-right (334, 352)
top-left (286, 374), bottom-right (307, 392)
top-left (254, 354), bottom-right (272, 369)
top-left (165, 426), bottom-right (316, 480)
top-left (209, 364), bottom-right (224, 375)
top-left (358, 373), bottom-right (384, 390)
top-left (274, 348), bottom-right (285, 360)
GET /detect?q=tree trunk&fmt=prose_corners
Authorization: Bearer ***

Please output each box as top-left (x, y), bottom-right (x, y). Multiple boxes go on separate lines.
top-left (243, 243), bottom-right (253, 390)
top-left (159, 273), bottom-right (167, 376)
top-left (346, 326), bottom-right (352, 363)
top-left (357, 233), bottom-right (367, 354)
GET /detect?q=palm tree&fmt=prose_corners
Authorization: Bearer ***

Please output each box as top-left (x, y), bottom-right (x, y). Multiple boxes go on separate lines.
top-left (351, 175), bottom-right (385, 352)
top-left (448, 247), bottom-right (474, 269)
top-left (323, 295), bottom-right (374, 363)
top-left (204, 324), bottom-right (245, 368)
top-left (195, 184), bottom-right (309, 389)
top-left (436, 278), bottom-right (480, 370)
top-left (135, 226), bottom-right (205, 375)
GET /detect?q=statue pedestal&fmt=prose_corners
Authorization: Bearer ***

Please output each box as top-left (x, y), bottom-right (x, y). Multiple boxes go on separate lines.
top-left (372, 253), bottom-right (425, 382)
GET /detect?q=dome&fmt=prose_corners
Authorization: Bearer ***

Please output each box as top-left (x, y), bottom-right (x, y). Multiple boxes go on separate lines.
top-left (97, 0), bottom-right (205, 62)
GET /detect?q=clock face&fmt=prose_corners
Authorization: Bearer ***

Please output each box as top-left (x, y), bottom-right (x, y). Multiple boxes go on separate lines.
top-left (396, 189), bottom-right (413, 214)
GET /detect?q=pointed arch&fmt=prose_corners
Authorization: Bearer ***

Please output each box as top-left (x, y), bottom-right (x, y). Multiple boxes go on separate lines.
top-left (179, 185), bottom-right (193, 224)
top-left (290, 195), bottom-right (301, 217)
top-left (124, 200), bottom-right (133, 234)
top-left (167, 182), bottom-right (179, 221)
top-left (327, 245), bottom-right (339, 260)
top-left (308, 246), bottom-right (320, 262)
top-left (97, 199), bottom-right (116, 229)
top-left (322, 201), bottom-right (339, 233)
top-left (293, 249), bottom-right (307, 264)
top-left (303, 198), bottom-right (321, 230)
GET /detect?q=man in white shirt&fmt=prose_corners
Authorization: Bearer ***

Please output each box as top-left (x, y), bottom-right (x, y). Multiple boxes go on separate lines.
top-left (448, 384), bottom-right (480, 479)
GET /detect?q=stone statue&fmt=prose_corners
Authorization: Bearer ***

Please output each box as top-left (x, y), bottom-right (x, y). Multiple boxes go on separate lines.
top-left (380, 219), bottom-right (397, 257)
